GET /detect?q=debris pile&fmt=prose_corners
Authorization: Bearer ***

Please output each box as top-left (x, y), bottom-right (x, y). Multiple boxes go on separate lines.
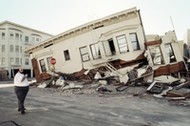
top-left (32, 62), bottom-right (190, 103)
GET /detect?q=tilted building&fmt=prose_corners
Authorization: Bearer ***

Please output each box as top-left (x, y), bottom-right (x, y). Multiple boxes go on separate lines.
top-left (26, 7), bottom-right (147, 82)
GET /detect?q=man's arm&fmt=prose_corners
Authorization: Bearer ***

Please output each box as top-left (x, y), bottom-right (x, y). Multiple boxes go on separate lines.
top-left (21, 74), bottom-right (28, 82)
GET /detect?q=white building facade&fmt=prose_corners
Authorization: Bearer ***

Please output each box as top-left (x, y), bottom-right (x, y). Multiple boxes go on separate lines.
top-left (0, 21), bottom-right (53, 78)
top-left (27, 7), bottom-right (147, 80)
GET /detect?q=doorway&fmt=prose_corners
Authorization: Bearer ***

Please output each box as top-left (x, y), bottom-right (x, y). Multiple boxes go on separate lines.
top-left (108, 39), bottom-right (116, 55)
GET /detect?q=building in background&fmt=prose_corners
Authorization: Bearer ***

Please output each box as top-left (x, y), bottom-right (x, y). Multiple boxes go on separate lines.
top-left (184, 29), bottom-right (190, 46)
top-left (0, 21), bottom-right (53, 79)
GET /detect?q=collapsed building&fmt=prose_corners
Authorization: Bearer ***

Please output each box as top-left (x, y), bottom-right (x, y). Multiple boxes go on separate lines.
top-left (26, 7), bottom-right (148, 82)
top-left (145, 31), bottom-right (186, 78)
top-left (26, 6), bottom-right (187, 84)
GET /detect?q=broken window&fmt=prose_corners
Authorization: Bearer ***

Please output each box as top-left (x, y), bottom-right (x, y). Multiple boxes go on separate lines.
top-left (64, 50), bottom-right (70, 61)
top-left (103, 38), bottom-right (116, 56)
top-left (116, 35), bottom-right (129, 53)
top-left (46, 57), bottom-right (52, 70)
top-left (149, 46), bottom-right (165, 65)
top-left (79, 46), bottom-right (90, 62)
top-left (130, 33), bottom-right (140, 51)
top-left (90, 43), bottom-right (101, 59)
top-left (39, 59), bottom-right (47, 72)
top-left (165, 43), bottom-right (176, 63)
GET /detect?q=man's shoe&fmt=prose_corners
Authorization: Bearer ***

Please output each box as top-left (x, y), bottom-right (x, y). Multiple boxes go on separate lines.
top-left (18, 108), bottom-right (26, 111)
top-left (21, 111), bottom-right (25, 114)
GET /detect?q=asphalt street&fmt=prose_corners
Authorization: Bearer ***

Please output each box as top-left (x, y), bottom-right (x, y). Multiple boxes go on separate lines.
top-left (0, 82), bottom-right (190, 126)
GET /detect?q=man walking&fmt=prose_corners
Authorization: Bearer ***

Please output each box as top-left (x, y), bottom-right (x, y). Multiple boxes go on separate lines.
top-left (14, 67), bottom-right (29, 114)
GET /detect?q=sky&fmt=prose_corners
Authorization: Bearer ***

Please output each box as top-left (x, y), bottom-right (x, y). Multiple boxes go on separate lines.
top-left (0, 0), bottom-right (190, 40)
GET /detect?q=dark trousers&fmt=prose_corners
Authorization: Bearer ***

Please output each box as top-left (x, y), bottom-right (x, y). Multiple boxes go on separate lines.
top-left (14, 86), bottom-right (29, 111)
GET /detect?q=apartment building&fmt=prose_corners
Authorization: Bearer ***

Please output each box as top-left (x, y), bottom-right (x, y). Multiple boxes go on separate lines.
top-left (0, 21), bottom-right (53, 79)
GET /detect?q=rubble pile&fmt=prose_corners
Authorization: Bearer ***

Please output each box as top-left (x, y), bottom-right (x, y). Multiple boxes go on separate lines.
top-left (32, 62), bottom-right (190, 104)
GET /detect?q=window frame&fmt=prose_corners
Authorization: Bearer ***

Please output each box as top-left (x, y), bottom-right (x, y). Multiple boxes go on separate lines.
top-left (15, 33), bottom-right (19, 41)
top-left (10, 33), bottom-right (14, 39)
top-left (129, 33), bottom-right (140, 51)
top-left (116, 34), bottom-right (129, 53)
top-left (15, 45), bottom-right (19, 53)
top-left (63, 50), bottom-right (71, 61)
top-left (15, 57), bottom-right (19, 65)
top-left (1, 45), bottom-right (5, 52)
top-left (1, 57), bottom-right (5, 65)
top-left (25, 36), bottom-right (29, 42)
top-left (165, 43), bottom-right (176, 63)
top-left (90, 43), bottom-right (101, 59)
top-left (79, 46), bottom-right (90, 62)
top-left (1, 32), bottom-right (5, 39)
top-left (46, 57), bottom-right (52, 70)
top-left (25, 59), bottom-right (29, 65)
top-left (10, 45), bottom-right (14, 52)
top-left (149, 45), bottom-right (165, 65)
top-left (39, 59), bottom-right (47, 72)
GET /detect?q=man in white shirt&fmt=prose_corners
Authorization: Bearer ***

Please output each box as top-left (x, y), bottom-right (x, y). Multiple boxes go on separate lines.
top-left (14, 67), bottom-right (29, 114)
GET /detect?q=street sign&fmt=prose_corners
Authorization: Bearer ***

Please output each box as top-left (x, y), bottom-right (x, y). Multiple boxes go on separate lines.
top-left (50, 57), bottom-right (56, 65)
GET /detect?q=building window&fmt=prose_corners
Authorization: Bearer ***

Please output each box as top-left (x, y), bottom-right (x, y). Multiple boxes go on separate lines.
top-left (10, 33), bottom-right (14, 39)
top-left (79, 46), bottom-right (90, 62)
top-left (25, 59), bottom-right (29, 65)
top-left (15, 33), bottom-right (19, 41)
top-left (116, 35), bottom-right (129, 53)
top-left (1, 57), bottom-right (5, 65)
top-left (165, 43), bottom-right (176, 63)
top-left (10, 57), bottom-right (14, 65)
top-left (1, 32), bottom-right (5, 39)
top-left (149, 46), bottom-right (165, 65)
top-left (25, 53), bottom-right (30, 57)
top-left (20, 46), bottom-right (22, 53)
top-left (130, 33), bottom-right (140, 51)
top-left (90, 43), bottom-right (101, 59)
top-left (15, 45), bottom-right (19, 53)
top-left (39, 59), bottom-right (47, 72)
top-left (64, 50), bottom-right (70, 61)
top-left (20, 58), bottom-right (22, 65)
top-left (15, 33), bottom-right (19, 40)
top-left (46, 57), bottom-right (52, 70)
top-left (1, 45), bottom-right (5, 52)
top-left (10, 45), bottom-right (14, 52)
top-left (20, 34), bottom-right (22, 41)
top-left (32, 37), bottom-right (35, 42)
top-left (36, 38), bottom-right (40, 42)
top-left (25, 36), bottom-right (29, 42)
top-left (103, 38), bottom-right (116, 56)
top-left (15, 58), bottom-right (19, 65)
